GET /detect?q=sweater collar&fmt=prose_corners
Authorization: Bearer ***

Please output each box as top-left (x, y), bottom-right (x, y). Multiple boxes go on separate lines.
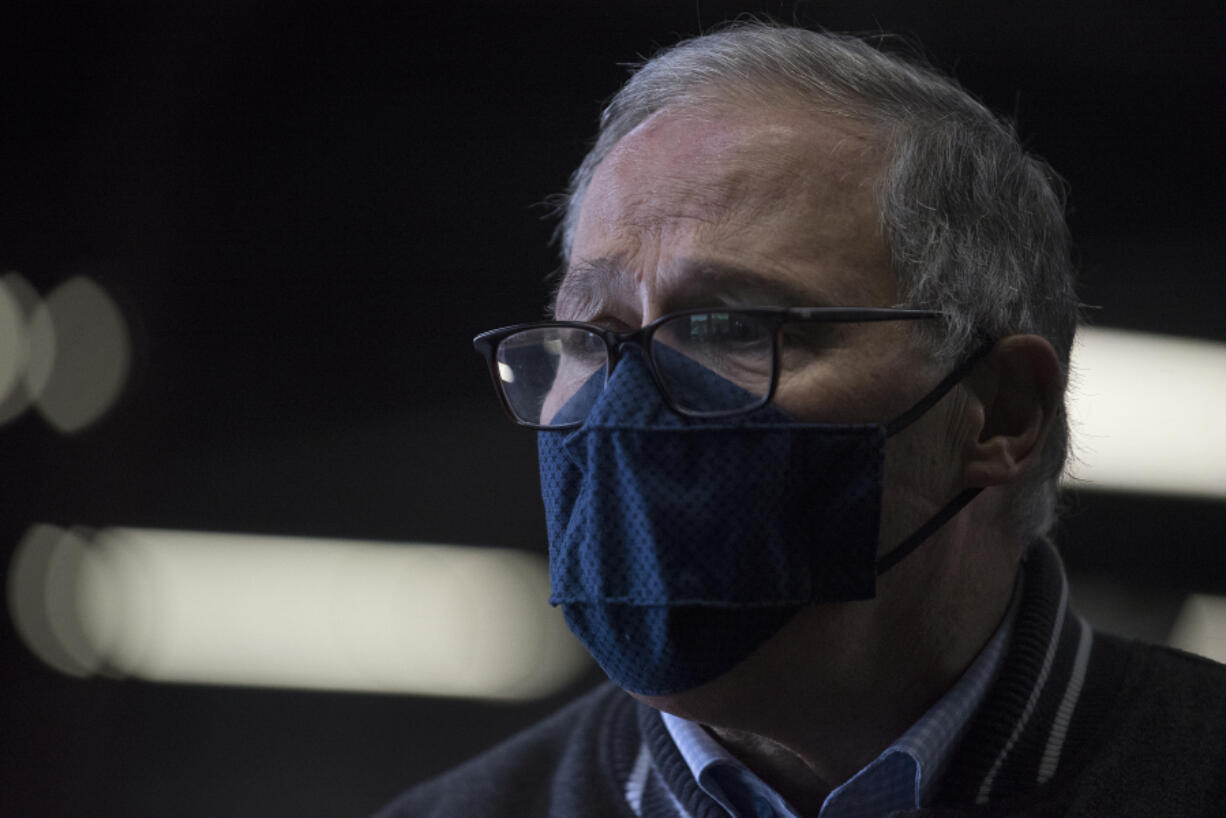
top-left (933, 539), bottom-right (1095, 806)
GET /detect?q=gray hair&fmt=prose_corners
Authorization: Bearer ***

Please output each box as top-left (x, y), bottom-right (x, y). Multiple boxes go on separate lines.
top-left (554, 23), bottom-right (1079, 542)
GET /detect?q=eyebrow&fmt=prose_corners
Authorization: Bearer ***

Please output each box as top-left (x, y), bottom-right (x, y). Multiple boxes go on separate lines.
top-left (553, 256), bottom-right (832, 318)
top-left (665, 259), bottom-right (830, 310)
top-left (551, 258), bottom-right (622, 318)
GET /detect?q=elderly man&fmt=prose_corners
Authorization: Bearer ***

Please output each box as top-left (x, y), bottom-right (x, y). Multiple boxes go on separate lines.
top-left (380, 23), bottom-right (1226, 818)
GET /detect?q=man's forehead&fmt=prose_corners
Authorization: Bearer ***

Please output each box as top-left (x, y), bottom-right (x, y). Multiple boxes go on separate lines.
top-left (555, 254), bottom-right (839, 317)
top-left (588, 106), bottom-right (881, 226)
top-left (560, 104), bottom-right (893, 315)
top-left (612, 104), bottom-right (880, 172)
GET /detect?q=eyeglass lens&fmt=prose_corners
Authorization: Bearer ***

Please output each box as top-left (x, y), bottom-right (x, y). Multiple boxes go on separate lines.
top-left (495, 327), bottom-right (608, 426)
top-left (494, 312), bottom-right (776, 427)
top-left (651, 312), bottom-right (773, 414)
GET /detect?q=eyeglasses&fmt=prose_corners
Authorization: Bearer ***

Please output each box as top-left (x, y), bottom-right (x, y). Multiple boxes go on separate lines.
top-left (473, 307), bottom-right (944, 429)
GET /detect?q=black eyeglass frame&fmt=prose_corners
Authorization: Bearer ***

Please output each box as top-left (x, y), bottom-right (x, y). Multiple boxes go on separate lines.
top-left (472, 306), bottom-right (946, 430)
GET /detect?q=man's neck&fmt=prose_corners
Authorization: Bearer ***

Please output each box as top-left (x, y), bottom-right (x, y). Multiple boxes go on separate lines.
top-left (635, 528), bottom-right (1021, 814)
top-left (705, 630), bottom-right (960, 812)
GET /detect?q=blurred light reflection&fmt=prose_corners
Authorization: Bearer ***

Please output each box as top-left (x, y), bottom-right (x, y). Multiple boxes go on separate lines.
top-left (0, 273), bottom-right (130, 432)
top-left (1169, 594), bottom-right (1226, 664)
top-left (7, 526), bottom-right (590, 700)
top-left (0, 273), bottom-right (39, 425)
top-left (1065, 327), bottom-right (1226, 498)
top-left (30, 276), bottom-right (131, 433)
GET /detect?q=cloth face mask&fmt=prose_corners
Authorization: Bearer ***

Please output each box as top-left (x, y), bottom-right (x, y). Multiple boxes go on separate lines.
top-left (538, 346), bottom-right (986, 696)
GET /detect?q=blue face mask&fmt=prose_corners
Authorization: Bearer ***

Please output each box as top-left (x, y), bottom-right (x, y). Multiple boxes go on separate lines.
top-left (539, 346), bottom-right (987, 696)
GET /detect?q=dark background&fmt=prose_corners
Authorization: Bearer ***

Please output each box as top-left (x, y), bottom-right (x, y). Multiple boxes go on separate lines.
top-left (2, 1), bottom-right (1224, 815)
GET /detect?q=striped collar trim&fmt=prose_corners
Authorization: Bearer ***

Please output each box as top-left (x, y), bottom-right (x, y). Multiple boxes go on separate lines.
top-left (937, 539), bottom-right (1094, 805)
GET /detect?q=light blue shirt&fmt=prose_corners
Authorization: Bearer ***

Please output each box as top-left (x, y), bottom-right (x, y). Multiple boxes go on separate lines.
top-left (662, 590), bottom-right (1020, 818)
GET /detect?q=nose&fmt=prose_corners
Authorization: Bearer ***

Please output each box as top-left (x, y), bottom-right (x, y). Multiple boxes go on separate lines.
top-left (606, 327), bottom-right (653, 371)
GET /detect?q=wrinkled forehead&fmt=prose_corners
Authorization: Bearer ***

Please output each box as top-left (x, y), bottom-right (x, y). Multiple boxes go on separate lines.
top-left (560, 105), bottom-right (892, 315)
top-left (582, 106), bottom-right (883, 233)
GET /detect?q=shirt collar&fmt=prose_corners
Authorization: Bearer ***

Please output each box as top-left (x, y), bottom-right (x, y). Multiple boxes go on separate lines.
top-left (661, 575), bottom-right (1022, 818)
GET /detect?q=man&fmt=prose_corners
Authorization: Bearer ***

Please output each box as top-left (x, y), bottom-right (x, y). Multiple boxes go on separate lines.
top-left (380, 23), bottom-right (1226, 817)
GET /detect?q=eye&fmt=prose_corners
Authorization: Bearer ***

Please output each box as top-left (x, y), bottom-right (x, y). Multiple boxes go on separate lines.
top-left (685, 312), bottom-right (770, 345)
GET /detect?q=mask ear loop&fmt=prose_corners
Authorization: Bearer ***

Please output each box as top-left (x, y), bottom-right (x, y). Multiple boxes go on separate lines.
top-left (883, 335), bottom-right (996, 437)
top-left (875, 334), bottom-right (996, 575)
top-left (875, 487), bottom-right (983, 574)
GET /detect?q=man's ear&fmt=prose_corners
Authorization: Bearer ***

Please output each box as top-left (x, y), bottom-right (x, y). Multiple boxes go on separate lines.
top-left (961, 334), bottom-right (1063, 488)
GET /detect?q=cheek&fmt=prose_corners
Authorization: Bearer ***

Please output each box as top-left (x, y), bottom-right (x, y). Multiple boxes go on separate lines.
top-left (876, 427), bottom-right (946, 554)
top-left (772, 365), bottom-right (867, 423)
top-left (880, 400), bottom-right (966, 512)
top-left (770, 327), bottom-right (937, 424)
top-left (773, 354), bottom-right (923, 425)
